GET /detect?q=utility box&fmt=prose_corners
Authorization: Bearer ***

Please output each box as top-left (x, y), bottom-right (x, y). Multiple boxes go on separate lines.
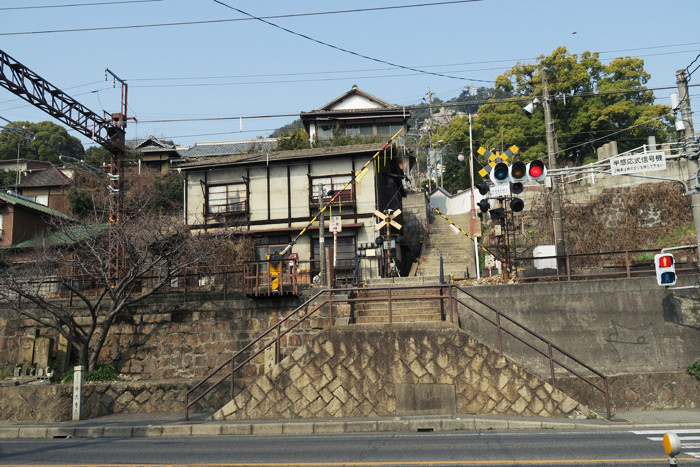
top-left (533, 245), bottom-right (557, 270)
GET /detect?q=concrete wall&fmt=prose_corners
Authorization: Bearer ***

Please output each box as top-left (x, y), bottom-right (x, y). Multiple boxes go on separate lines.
top-left (459, 276), bottom-right (700, 377)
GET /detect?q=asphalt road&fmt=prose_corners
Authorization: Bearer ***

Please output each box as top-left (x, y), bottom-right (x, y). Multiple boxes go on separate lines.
top-left (0, 430), bottom-right (697, 466)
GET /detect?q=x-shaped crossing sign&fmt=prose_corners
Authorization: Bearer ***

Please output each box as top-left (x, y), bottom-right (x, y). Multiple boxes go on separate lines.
top-left (374, 209), bottom-right (402, 231)
top-left (477, 145), bottom-right (519, 178)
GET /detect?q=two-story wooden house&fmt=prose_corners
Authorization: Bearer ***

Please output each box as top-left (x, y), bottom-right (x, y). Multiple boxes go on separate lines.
top-left (174, 87), bottom-right (412, 286)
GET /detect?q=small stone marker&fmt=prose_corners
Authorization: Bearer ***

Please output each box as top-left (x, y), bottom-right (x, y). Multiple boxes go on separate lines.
top-left (17, 337), bottom-right (35, 367)
top-left (33, 337), bottom-right (52, 370)
top-left (72, 366), bottom-right (84, 421)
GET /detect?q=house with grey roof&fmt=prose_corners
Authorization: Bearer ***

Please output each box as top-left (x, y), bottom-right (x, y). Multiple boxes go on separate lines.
top-left (133, 135), bottom-right (181, 174)
top-left (300, 85), bottom-right (410, 147)
top-left (173, 87), bottom-right (415, 286)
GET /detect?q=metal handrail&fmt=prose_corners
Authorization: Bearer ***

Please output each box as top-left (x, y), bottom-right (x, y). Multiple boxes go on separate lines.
top-left (185, 289), bottom-right (331, 420)
top-left (515, 246), bottom-right (698, 282)
top-left (449, 284), bottom-right (611, 419)
top-left (184, 282), bottom-right (610, 420)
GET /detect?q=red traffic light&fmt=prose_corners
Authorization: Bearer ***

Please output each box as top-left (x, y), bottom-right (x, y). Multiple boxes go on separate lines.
top-left (527, 160), bottom-right (547, 181)
top-left (657, 255), bottom-right (673, 268)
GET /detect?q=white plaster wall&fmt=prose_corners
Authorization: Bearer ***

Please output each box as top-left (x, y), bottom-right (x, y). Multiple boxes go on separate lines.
top-left (330, 94), bottom-right (383, 111)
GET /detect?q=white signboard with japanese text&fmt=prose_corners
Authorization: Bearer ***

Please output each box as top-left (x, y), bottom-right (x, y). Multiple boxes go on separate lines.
top-left (610, 151), bottom-right (666, 175)
top-left (329, 216), bottom-right (342, 233)
top-left (489, 184), bottom-right (511, 197)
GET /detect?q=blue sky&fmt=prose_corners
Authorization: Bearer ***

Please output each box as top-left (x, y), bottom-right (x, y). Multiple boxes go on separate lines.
top-left (1, 0), bottom-right (699, 149)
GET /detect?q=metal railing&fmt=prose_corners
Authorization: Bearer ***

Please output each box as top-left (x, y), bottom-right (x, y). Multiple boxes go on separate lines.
top-left (184, 283), bottom-right (612, 420)
top-left (185, 288), bottom-right (334, 420)
top-left (448, 284), bottom-right (611, 419)
top-left (513, 247), bottom-right (698, 282)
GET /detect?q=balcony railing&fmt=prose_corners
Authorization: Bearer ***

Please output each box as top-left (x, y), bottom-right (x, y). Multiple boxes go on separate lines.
top-left (206, 200), bottom-right (247, 217)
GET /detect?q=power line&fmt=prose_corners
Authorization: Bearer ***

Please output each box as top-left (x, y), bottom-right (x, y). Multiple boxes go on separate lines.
top-left (686, 52), bottom-right (700, 81)
top-left (211, 0), bottom-right (488, 83)
top-left (0, 1), bottom-right (482, 36)
top-left (0, 0), bottom-right (162, 11)
top-left (129, 83), bottom-right (700, 124)
top-left (116, 47), bottom-right (698, 91)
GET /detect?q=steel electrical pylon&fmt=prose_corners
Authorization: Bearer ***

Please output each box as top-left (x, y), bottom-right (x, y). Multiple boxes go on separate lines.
top-left (0, 49), bottom-right (128, 280)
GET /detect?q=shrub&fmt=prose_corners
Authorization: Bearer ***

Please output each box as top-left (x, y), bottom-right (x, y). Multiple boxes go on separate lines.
top-left (687, 359), bottom-right (700, 380)
top-left (61, 364), bottom-right (120, 383)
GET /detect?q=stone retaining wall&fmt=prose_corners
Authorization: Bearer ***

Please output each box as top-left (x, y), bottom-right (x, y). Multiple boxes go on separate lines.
top-left (557, 371), bottom-right (700, 412)
top-left (0, 295), bottom-right (327, 380)
top-left (0, 379), bottom-right (219, 423)
top-left (214, 322), bottom-right (595, 421)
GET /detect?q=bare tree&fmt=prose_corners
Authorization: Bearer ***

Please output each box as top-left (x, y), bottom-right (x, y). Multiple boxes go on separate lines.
top-left (0, 210), bottom-right (244, 373)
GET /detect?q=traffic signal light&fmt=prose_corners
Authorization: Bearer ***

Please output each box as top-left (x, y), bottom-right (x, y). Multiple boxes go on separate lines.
top-left (527, 160), bottom-right (547, 181)
top-left (510, 161), bottom-right (527, 182)
top-left (654, 253), bottom-right (677, 286)
top-left (476, 181), bottom-right (490, 196)
top-left (477, 199), bottom-right (490, 213)
top-left (510, 198), bottom-right (524, 212)
top-left (489, 207), bottom-right (505, 220)
top-left (490, 162), bottom-right (510, 185)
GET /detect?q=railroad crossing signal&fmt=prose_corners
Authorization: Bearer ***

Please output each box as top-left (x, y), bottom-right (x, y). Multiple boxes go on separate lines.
top-left (374, 209), bottom-right (402, 231)
top-left (478, 146), bottom-right (518, 179)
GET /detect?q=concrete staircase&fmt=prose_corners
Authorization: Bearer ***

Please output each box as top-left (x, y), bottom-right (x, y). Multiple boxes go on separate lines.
top-left (351, 276), bottom-right (445, 324)
top-left (419, 213), bottom-right (477, 279)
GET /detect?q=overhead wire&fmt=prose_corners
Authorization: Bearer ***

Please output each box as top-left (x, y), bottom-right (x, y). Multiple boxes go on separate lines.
top-left (0, 0), bottom-right (482, 36)
top-left (0, 0), bottom-right (162, 10)
top-left (211, 0), bottom-right (489, 84)
top-left (685, 52), bottom-right (700, 81)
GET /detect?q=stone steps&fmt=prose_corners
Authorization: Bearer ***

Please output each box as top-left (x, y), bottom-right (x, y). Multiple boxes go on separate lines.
top-left (418, 212), bottom-right (476, 279)
top-left (354, 313), bottom-right (442, 324)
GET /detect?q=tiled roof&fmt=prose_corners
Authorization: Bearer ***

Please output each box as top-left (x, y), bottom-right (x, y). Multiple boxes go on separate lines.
top-left (178, 139), bottom-right (278, 158)
top-left (133, 135), bottom-right (177, 152)
top-left (15, 165), bottom-right (71, 188)
top-left (174, 143), bottom-right (389, 170)
top-left (312, 85), bottom-right (398, 112)
top-left (0, 223), bottom-right (108, 249)
top-left (0, 190), bottom-right (72, 220)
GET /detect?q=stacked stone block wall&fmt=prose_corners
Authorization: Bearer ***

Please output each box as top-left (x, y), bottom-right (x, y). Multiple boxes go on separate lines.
top-left (214, 322), bottom-right (595, 421)
top-left (0, 295), bottom-right (322, 381)
top-left (0, 379), bottom-right (218, 423)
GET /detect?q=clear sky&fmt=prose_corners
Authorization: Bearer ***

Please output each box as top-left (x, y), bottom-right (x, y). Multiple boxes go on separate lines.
top-left (1, 0), bottom-right (699, 150)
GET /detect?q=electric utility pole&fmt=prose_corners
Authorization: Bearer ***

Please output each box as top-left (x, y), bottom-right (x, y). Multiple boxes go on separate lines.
top-left (676, 69), bottom-right (700, 266)
top-left (542, 71), bottom-right (566, 274)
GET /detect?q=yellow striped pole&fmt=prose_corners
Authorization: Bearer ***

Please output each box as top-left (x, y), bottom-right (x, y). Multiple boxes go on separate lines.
top-left (431, 206), bottom-right (501, 260)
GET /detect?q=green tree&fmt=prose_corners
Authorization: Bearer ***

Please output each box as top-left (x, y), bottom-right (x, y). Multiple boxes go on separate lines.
top-left (270, 118), bottom-right (303, 138)
top-left (0, 121), bottom-right (84, 164)
top-left (434, 47), bottom-right (674, 191)
top-left (152, 171), bottom-right (184, 213)
top-left (82, 146), bottom-right (112, 168)
top-left (277, 128), bottom-right (310, 150)
top-left (0, 170), bottom-right (21, 191)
